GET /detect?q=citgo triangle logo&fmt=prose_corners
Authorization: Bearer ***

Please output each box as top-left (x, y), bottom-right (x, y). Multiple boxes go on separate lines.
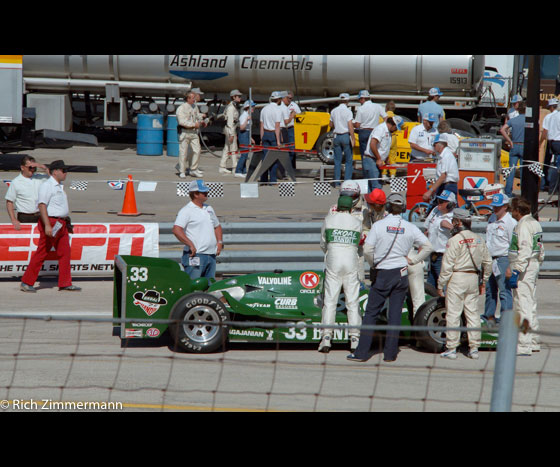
top-left (300, 271), bottom-right (320, 289)
top-left (464, 177), bottom-right (487, 189)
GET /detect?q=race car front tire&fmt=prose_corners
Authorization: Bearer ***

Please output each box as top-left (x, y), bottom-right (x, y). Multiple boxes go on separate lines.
top-left (169, 292), bottom-right (230, 353)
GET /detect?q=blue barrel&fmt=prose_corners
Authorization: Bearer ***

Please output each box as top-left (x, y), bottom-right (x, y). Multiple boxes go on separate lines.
top-left (166, 115), bottom-right (179, 157)
top-left (136, 114), bottom-right (164, 156)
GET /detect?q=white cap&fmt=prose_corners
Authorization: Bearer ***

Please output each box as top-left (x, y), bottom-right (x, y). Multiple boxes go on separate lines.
top-left (270, 91), bottom-right (282, 100)
top-left (358, 90), bottom-right (370, 98)
top-left (338, 93), bottom-right (350, 101)
top-left (230, 89), bottom-right (243, 97)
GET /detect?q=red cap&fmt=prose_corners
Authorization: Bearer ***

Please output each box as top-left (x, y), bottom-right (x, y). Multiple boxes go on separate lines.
top-left (364, 188), bottom-right (386, 205)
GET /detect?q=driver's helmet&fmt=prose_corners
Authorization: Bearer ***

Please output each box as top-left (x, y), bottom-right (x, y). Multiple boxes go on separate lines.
top-left (340, 180), bottom-right (361, 206)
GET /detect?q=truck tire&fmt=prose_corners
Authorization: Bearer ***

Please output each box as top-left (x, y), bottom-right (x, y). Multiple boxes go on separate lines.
top-left (445, 118), bottom-right (479, 136)
top-left (315, 131), bottom-right (335, 165)
top-left (169, 292), bottom-right (230, 353)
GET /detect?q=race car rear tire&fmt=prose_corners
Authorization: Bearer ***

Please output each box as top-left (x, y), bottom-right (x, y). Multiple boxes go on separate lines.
top-left (413, 296), bottom-right (467, 353)
top-left (315, 131), bottom-right (335, 165)
top-left (169, 292), bottom-right (230, 353)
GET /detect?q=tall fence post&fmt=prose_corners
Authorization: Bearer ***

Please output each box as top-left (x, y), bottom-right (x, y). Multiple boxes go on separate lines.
top-left (490, 310), bottom-right (519, 412)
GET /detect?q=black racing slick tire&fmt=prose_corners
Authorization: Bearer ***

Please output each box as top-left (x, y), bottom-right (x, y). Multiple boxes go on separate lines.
top-left (169, 292), bottom-right (230, 353)
top-left (413, 297), bottom-right (448, 353)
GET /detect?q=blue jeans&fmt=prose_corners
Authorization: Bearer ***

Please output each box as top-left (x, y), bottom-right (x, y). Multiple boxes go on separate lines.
top-left (235, 130), bottom-right (250, 174)
top-left (333, 133), bottom-right (353, 186)
top-left (261, 131), bottom-right (279, 183)
top-left (548, 141), bottom-right (560, 194)
top-left (483, 256), bottom-right (513, 319)
top-left (181, 251), bottom-right (216, 280)
top-left (358, 129), bottom-right (372, 158)
top-left (362, 155), bottom-right (381, 191)
top-left (427, 253), bottom-right (443, 288)
top-left (505, 144), bottom-right (523, 196)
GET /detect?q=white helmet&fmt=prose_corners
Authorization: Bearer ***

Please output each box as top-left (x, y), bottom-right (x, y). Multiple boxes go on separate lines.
top-left (340, 180), bottom-right (361, 206)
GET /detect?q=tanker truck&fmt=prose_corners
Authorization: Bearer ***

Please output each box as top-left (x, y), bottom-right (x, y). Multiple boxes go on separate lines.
top-left (7, 55), bottom-right (522, 159)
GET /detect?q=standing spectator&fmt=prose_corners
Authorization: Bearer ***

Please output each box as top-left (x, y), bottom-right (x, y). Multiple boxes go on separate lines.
top-left (176, 91), bottom-right (206, 179)
top-left (234, 99), bottom-right (255, 178)
top-left (172, 180), bottom-right (223, 281)
top-left (408, 113), bottom-right (438, 162)
top-left (539, 98), bottom-right (558, 194)
top-left (500, 101), bottom-right (526, 196)
top-left (281, 90), bottom-right (301, 170)
top-left (259, 91), bottom-right (284, 183)
top-left (348, 193), bottom-right (432, 362)
top-left (418, 88), bottom-right (445, 129)
top-left (481, 193), bottom-right (517, 325)
top-left (422, 132), bottom-right (459, 202)
top-left (219, 89), bottom-right (243, 175)
top-left (364, 116), bottom-right (403, 191)
top-left (506, 197), bottom-right (545, 356)
top-left (507, 94), bottom-right (523, 121)
top-left (318, 195), bottom-right (363, 353)
top-left (20, 160), bottom-right (81, 293)
top-left (5, 155), bottom-right (48, 229)
top-left (438, 209), bottom-right (492, 360)
top-left (329, 93), bottom-right (356, 186)
top-left (424, 190), bottom-right (455, 288)
top-left (354, 90), bottom-right (387, 167)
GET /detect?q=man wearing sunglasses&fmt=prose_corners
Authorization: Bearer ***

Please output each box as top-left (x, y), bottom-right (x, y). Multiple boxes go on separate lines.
top-left (5, 155), bottom-right (48, 230)
top-left (20, 160), bottom-right (81, 293)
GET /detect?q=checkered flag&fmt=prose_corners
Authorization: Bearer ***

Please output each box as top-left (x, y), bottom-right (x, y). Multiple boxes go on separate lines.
top-left (502, 167), bottom-right (513, 179)
top-left (177, 182), bottom-right (190, 197)
top-left (389, 177), bottom-right (407, 193)
top-left (70, 180), bottom-right (88, 191)
top-left (313, 182), bottom-right (331, 196)
top-left (278, 182), bottom-right (295, 197)
top-left (206, 182), bottom-right (224, 198)
top-left (528, 162), bottom-right (545, 178)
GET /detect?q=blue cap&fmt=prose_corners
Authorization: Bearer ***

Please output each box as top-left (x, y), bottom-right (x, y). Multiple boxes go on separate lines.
top-left (490, 193), bottom-right (510, 207)
top-left (436, 189), bottom-right (456, 203)
top-left (188, 180), bottom-right (209, 193)
top-left (511, 94), bottom-right (523, 103)
top-left (358, 90), bottom-right (370, 98)
top-left (423, 112), bottom-right (438, 122)
top-left (429, 87), bottom-right (443, 96)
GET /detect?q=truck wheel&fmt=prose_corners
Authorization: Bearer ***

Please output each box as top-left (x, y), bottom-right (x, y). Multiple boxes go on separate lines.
top-left (169, 292), bottom-right (230, 353)
top-left (412, 297), bottom-right (447, 353)
top-left (315, 132), bottom-right (335, 165)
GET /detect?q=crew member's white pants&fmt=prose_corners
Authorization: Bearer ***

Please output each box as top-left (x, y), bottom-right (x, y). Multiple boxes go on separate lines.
top-left (514, 259), bottom-right (540, 353)
top-left (179, 130), bottom-right (201, 174)
top-left (408, 260), bottom-right (426, 316)
top-left (220, 133), bottom-right (238, 170)
top-left (321, 247), bottom-right (362, 339)
top-left (445, 272), bottom-right (480, 350)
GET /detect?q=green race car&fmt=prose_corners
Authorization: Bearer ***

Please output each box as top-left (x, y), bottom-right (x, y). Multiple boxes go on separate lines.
top-left (113, 255), bottom-right (498, 353)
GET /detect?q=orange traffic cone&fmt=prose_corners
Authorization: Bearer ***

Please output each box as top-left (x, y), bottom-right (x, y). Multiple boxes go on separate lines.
top-left (118, 175), bottom-right (141, 216)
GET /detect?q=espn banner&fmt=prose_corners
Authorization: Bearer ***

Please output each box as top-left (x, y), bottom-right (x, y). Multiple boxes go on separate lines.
top-left (0, 223), bottom-right (159, 277)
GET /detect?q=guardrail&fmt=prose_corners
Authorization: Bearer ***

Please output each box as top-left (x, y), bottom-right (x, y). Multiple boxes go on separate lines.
top-left (158, 221), bottom-right (560, 274)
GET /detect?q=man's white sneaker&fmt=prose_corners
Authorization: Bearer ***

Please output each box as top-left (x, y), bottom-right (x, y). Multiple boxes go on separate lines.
top-left (440, 348), bottom-right (457, 359)
top-left (350, 336), bottom-right (359, 351)
top-left (219, 168), bottom-right (231, 175)
top-left (191, 170), bottom-right (204, 178)
top-left (467, 349), bottom-right (479, 360)
top-left (179, 172), bottom-right (186, 179)
top-left (234, 173), bottom-right (245, 178)
top-left (318, 336), bottom-right (331, 353)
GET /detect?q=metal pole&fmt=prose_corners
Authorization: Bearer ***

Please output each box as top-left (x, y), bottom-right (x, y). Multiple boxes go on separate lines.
top-left (521, 55), bottom-right (541, 217)
top-left (490, 309), bottom-right (519, 412)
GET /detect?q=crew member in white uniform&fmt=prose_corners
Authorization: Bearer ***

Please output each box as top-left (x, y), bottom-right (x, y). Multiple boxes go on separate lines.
top-left (482, 193), bottom-right (517, 324)
top-left (423, 132), bottom-right (459, 202)
top-left (348, 193), bottom-right (433, 362)
top-left (506, 197), bottom-right (545, 356)
top-left (318, 195), bottom-right (363, 353)
top-left (219, 89), bottom-right (242, 175)
top-left (330, 93), bottom-right (356, 186)
top-left (353, 90), bottom-right (387, 162)
top-left (424, 190), bottom-right (455, 288)
top-left (259, 91), bottom-right (284, 183)
top-left (408, 113), bottom-right (437, 162)
top-left (439, 209), bottom-right (492, 360)
top-left (177, 91), bottom-right (207, 179)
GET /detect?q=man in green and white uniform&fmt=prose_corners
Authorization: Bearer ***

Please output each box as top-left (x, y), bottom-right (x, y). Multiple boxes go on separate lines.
top-left (318, 195), bottom-right (362, 353)
top-left (507, 197), bottom-right (545, 356)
